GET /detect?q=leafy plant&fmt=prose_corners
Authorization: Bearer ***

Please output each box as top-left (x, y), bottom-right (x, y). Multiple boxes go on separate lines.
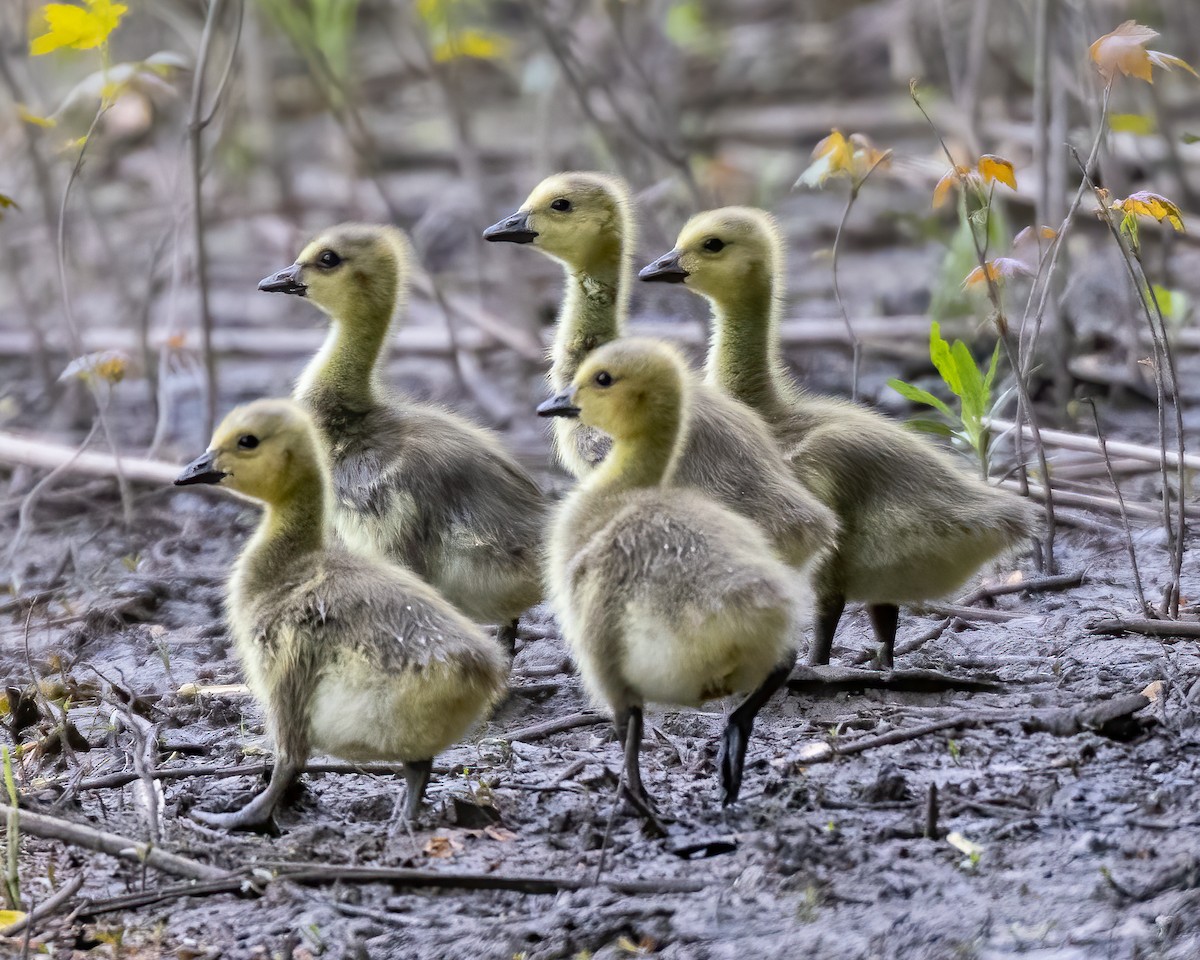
top-left (888, 322), bottom-right (1003, 478)
top-left (2, 747), bottom-right (19, 912)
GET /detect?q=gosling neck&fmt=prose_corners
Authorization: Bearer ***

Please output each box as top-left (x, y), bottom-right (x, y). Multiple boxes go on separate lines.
top-left (703, 265), bottom-right (794, 419)
top-left (295, 289), bottom-right (399, 410)
top-left (588, 409), bottom-right (684, 494)
top-left (240, 468), bottom-right (330, 591)
top-left (551, 245), bottom-right (630, 390)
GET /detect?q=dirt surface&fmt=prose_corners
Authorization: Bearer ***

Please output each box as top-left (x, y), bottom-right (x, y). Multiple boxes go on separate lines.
top-left (2, 351), bottom-right (1199, 959)
top-left (3, 3), bottom-right (1200, 953)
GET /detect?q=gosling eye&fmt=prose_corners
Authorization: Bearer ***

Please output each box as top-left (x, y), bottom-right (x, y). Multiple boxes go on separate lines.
top-left (550, 198), bottom-right (572, 212)
top-left (316, 249), bottom-right (342, 269)
top-left (237, 435), bottom-right (260, 451)
top-left (594, 371), bottom-right (614, 387)
top-left (702, 237), bottom-right (726, 253)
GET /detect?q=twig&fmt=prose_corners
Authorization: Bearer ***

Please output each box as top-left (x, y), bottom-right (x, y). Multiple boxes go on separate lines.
top-left (71, 760), bottom-right (426, 793)
top-left (262, 861), bottom-right (704, 896)
top-left (1089, 619), bottom-right (1200, 639)
top-left (787, 693), bottom-right (1151, 764)
top-left (0, 875), bottom-right (84, 937)
top-left (787, 665), bottom-right (998, 695)
top-left (0, 433), bottom-right (179, 487)
top-left (917, 602), bottom-right (1025, 623)
top-left (959, 570), bottom-right (1084, 603)
top-left (1001, 479), bottom-right (1163, 523)
top-left (987, 417), bottom-right (1200, 472)
top-left (505, 712), bottom-right (604, 744)
top-left (0, 803), bottom-right (227, 882)
top-left (73, 875), bottom-right (247, 918)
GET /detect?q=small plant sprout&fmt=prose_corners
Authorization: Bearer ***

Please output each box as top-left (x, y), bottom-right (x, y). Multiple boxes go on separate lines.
top-left (947, 831), bottom-right (983, 871)
top-left (888, 322), bottom-right (1005, 479)
top-left (796, 129), bottom-right (892, 400)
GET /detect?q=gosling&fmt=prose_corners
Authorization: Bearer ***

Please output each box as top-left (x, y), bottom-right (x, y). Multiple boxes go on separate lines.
top-left (175, 399), bottom-right (507, 829)
top-left (641, 208), bottom-right (1035, 669)
top-left (539, 339), bottom-right (809, 818)
top-left (259, 224), bottom-right (545, 651)
top-left (484, 173), bottom-right (838, 574)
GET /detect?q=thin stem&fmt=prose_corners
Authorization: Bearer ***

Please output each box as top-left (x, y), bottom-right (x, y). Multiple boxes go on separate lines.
top-left (55, 104), bottom-right (133, 525)
top-left (910, 82), bottom-right (1056, 571)
top-left (1084, 399), bottom-right (1150, 617)
top-left (830, 152), bottom-right (890, 402)
top-left (1069, 146), bottom-right (1185, 618)
top-left (188, 0), bottom-right (237, 438)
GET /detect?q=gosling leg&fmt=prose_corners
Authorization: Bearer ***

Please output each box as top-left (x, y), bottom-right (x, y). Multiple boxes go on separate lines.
top-left (616, 707), bottom-right (665, 836)
top-left (868, 603), bottom-right (900, 670)
top-left (718, 653), bottom-right (797, 805)
top-left (497, 618), bottom-right (520, 656)
top-left (807, 594), bottom-right (846, 666)
top-left (192, 756), bottom-right (300, 830)
top-left (403, 758), bottom-right (433, 820)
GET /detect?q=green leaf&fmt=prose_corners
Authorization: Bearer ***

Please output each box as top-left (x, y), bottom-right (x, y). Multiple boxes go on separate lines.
top-left (951, 338), bottom-right (985, 421)
top-left (905, 418), bottom-right (955, 437)
top-left (928, 322), bottom-right (964, 398)
top-left (1182, 133), bottom-right (1200, 145)
top-left (983, 340), bottom-right (1001, 393)
top-left (887, 378), bottom-right (954, 419)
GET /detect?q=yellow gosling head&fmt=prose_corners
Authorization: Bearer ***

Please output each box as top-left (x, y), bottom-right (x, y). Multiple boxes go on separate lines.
top-left (537, 337), bottom-right (688, 441)
top-left (175, 398), bottom-right (326, 505)
top-left (258, 223), bottom-right (411, 331)
top-left (483, 172), bottom-right (631, 274)
top-left (638, 206), bottom-right (783, 303)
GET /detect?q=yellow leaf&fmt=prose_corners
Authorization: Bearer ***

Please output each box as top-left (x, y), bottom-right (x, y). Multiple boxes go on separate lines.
top-left (0, 194), bottom-right (18, 222)
top-left (59, 135), bottom-right (88, 153)
top-left (0, 910), bottom-right (27, 927)
top-left (1112, 191), bottom-right (1186, 232)
top-left (432, 28), bottom-right (509, 63)
top-left (30, 0), bottom-right (126, 56)
top-left (16, 104), bottom-right (56, 128)
top-left (977, 154), bottom-right (1017, 191)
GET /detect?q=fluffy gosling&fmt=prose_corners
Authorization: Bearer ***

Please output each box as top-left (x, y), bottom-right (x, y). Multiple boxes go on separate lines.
top-left (176, 399), bottom-right (507, 829)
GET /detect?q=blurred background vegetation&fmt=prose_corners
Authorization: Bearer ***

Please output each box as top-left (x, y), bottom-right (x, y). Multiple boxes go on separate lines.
top-left (0, 0), bottom-right (1198, 466)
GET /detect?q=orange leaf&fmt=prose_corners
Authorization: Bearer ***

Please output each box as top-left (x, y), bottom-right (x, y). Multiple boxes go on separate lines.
top-left (977, 155), bottom-right (1017, 191)
top-left (1112, 191), bottom-right (1186, 231)
top-left (1013, 224), bottom-right (1058, 247)
top-left (962, 258), bottom-right (1034, 289)
top-left (933, 166), bottom-right (971, 209)
top-left (1089, 21), bottom-right (1158, 82)
top-left (422, 835), bottom-right (464, 859)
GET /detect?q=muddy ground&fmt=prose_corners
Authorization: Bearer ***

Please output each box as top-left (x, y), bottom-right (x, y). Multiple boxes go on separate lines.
top-left (2, 330), bottom-right (1199, 960)
top-left (3, 3), bottom-right (1200, 950)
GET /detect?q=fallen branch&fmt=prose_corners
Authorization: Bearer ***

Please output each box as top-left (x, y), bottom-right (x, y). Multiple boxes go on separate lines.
top-left (1003, 479), bottom-right (1163, 522)
top-left (0, 803), bottom-right (227, 882)
top-left (266, 861), bottom-right (705, 896)
top-left (73, 876), bottom-right (247, 919)
top-left (0, 433), bottom-right (177, 487)
top-left (787, 665), bottom-right (998, 695)
top-left (783, 694), bottom-right (1151, 765)
top-left (1089, 618), bottom-right (1200, 639)
top-left (0, 873), bottom-right (85, 937)
top-left (989, 418), bottom-right (1200, 473)
top-left (71, 759), bottom-right (423, 793)
top-left (504, 711), bottom-right (604, 744)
